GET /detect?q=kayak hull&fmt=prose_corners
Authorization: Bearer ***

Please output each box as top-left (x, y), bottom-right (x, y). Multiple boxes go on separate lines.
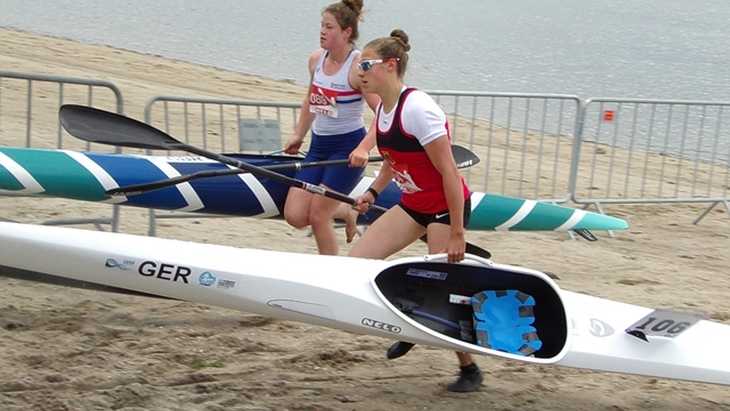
top-left (1, 222), bottom-right (727, 385)
top-left (0, 147), bottom-right (628, 231)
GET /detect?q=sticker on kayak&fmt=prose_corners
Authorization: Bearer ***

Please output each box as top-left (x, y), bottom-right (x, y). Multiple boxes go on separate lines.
top-left (405, 267), bottom-right (448, 281)
top-left (625, 309), bottom-right (706, 342)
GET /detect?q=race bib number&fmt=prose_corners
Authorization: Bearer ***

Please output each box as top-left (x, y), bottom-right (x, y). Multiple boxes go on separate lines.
top-left (625, 309), bottom-right (705, 341)
top-left (309, 85), bottom-right (338, 118)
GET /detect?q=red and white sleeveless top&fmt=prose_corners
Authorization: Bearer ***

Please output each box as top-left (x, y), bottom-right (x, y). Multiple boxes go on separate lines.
top-left (375, 87), bottom-right (470, 213)
top-left (309, 49), bottom-right (364, 136)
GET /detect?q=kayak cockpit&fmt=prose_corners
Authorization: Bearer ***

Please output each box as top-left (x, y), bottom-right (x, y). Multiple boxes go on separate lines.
top-left (373, 257), bottom-right (569, 361)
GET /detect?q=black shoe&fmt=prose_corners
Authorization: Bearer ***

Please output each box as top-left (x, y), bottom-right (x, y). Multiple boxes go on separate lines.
top-left (447, 363), bottom-right (483, 393)
top-left (386, 341), bottom-right (415, 359)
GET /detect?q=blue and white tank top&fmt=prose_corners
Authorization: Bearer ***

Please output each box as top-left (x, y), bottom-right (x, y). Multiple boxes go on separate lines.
top-left (309, 48), bottom-right (364, 136)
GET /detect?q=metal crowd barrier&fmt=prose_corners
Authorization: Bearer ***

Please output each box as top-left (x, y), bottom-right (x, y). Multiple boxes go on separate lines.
top-left (571, 98), bottom-right (730, 223)
top-left (426, 91), bottom-right (581, 202)
top-left (142, 92), bottom-right (729, 236)
top-left (144, 96), bottom-right (301, 153)
top-left (143, 95), bottom-right (302, 236)
top-left (6, 74), bottom-right (723, 236)
top-left (0, 71), bottom-right (124, 231)
top-left (142, 92), bottom-right (584, 236)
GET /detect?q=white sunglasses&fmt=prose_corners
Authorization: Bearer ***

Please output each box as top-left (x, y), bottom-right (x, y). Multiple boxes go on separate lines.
top-left (358, 58), bottom-right (400, 72)
top-left (358, 59), bottom-right (384, 72)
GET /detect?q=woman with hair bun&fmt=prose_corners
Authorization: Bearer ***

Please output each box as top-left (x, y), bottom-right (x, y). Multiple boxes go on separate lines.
top-left (283, 0), bottom-right (380, 255)
top-left (348, 29), bottom-right (483, 393)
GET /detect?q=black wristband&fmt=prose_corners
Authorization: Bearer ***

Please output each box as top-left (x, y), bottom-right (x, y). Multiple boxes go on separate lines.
top-left (366, 187), bottom-right (379, 200)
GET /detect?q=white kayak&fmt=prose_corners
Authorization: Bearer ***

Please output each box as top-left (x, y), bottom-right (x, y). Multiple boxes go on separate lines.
top-left (0, 221), bottom-right (727, 385)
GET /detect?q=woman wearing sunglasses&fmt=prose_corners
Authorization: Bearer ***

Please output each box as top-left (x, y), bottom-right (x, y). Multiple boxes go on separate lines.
top-left (348, 29), bottom-right (482, 393)
top-left (283, 0), bottom-right (380, 255)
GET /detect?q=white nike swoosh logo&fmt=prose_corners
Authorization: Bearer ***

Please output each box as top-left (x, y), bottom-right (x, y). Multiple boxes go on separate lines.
top-left (435, 212), bottom-right (449, 219)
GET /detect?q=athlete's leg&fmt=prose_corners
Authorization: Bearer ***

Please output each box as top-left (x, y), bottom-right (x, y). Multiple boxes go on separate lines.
top-left (283, 188), bottom-right (313, 229)
top-left (318, 128), bottom-right (366, 245)
top-left (424, 222), bottom-right (451, 254)
top-left (333, 203), bottom-right (360, 243)
top-left (348, 206), bottom-right (424, 259)
top-left (426, 222), bottom-right (483, 393)
top-left (284, 151), bottom-right (325, 230)
top-left (320, 168), bottom-right (364, 245)
top-left (308, 194), bottom-right (345, 255)
top-left (284, 132), bottom-right (328, 230)
top-left (367, 208), bottom-right (428, 360)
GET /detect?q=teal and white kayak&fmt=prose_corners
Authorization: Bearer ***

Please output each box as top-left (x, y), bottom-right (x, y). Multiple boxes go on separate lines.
top-left (0, 221), bottom-right (726, 385)
top-left (0, 147), bottom-right (627, 232)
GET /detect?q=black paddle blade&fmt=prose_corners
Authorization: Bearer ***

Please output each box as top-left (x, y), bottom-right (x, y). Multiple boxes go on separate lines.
top-left (59, 105), bottom-right (182, 150)
top-left (452, 145), bottom-right (480, 169)
top-left (465, 242), bottom-right (491, 259)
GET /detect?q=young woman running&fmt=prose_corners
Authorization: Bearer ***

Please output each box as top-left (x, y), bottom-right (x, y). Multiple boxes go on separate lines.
top-left (348, 29), bottom-right (483, 393)
top-left (283, 0), bottom-right (379, 255)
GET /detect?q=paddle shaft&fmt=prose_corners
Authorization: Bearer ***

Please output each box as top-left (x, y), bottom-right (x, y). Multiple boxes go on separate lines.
top-left (108, 155), bottom-right (384, 196)
top-left (58, 105), bottom-right (478, 218)
top-left (163, 143), bottom-right (386, 211)
top-left (58, 105), bottom-right (393, 212)
top-left (59, 104), bottom-right (496, 258)
top-left (110, 144), bottom-right (477, 197)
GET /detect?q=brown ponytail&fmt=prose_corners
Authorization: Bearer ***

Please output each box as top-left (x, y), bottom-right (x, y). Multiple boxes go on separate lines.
top-left (365, 28), bottom-right (411, 77)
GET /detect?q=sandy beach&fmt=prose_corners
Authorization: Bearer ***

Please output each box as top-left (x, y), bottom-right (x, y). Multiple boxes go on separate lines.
top-left (1, 28), bottom-right (729, 410)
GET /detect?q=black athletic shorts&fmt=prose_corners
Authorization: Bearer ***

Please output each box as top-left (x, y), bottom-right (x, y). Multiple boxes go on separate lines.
top-left (399, 198), bottom-right (471, 228)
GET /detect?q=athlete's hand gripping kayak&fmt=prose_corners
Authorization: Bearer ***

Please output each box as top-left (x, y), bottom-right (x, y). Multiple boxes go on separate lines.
top-left (445, 227), bottom-right (466, 264)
